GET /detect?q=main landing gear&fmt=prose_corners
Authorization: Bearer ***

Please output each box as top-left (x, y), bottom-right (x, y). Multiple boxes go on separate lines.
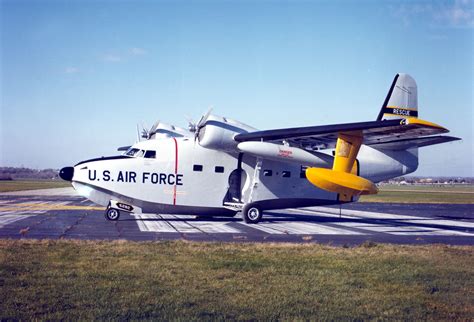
top-left (242, 204), bottom-right (263, 224)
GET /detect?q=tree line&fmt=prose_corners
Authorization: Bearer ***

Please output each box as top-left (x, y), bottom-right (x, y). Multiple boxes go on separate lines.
top-left (0, 167), bottom-right (60, 180)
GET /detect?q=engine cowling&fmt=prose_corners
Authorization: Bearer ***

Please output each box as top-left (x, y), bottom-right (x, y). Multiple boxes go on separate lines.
top-left (150, 123), bottom-right (190, 139)
top-left (197, 114), bottom-right (256, 151)
top-left (237, 141), bottom-right (333, 167)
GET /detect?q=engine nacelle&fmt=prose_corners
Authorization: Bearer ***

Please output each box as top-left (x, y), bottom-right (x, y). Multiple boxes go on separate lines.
top-left (237, 141), bottom-right (333, 167)
top-left (198, 114), bottom-right (257, 151)
top-left (150, 123), bottom-right (190, 139)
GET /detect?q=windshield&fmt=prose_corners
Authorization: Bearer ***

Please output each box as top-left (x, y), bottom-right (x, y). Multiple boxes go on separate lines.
top-left (125, 148), bottom-right (140, 157)
top-left (125, 148), bottom-right (156, 158)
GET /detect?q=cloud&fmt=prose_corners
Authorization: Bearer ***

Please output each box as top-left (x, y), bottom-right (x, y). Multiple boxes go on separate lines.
top-left (435, 0), bottom-right (474, 27)
top-left (390, 0), bottom-right (474, 28)
top-left (103, 54), bottom-right (122, 62)
top-left (101, 48), bottom-right (148, 64)
top-left (65, 67), bottom-right (79, 74)
top-left (131, 47), bottom-right (148, 55)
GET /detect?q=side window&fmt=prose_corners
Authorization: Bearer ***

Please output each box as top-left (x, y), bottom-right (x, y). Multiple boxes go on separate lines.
top-left (282, 171), bottom-right (291, 178)
top-left (263, 170), bottom-right (272, 176)
top-left (300, 166), bottom-right (307, 179)
top-left (193, 164), bottom-right (203, 172)
top-left (215, 166), bottom-right (224, 173)
top-left (144, 150), bottom-right (156, 159)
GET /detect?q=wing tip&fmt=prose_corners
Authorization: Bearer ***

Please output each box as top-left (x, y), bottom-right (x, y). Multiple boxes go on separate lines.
top-left (404, 118), bottom-right (449, 132)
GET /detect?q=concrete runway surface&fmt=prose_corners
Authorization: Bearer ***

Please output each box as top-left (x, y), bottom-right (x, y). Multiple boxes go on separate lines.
top-left (0, 188), bottom-right (472, 245)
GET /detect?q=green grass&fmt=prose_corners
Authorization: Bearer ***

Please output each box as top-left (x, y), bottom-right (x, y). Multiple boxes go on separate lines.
top-left (360, 185), bottom-right (474, 204)
top-left (0, 180), bottom-right (70, 192)
top-left (378, 184), bottom-right (474, 192)
top-left (0, 240), bottom-right (473, 320)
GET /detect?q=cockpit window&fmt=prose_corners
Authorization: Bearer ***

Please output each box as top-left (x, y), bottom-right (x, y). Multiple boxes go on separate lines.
top-left (144, 150), bottom-right (156, 159)
top-left (125, 148), bottom-right (156, 158)
top-left (125, 148), bottom-right (139, 157)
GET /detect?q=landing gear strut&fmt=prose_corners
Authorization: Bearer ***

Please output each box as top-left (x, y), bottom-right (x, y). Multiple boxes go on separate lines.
top-left (242, 204), bottom-right (263, 224)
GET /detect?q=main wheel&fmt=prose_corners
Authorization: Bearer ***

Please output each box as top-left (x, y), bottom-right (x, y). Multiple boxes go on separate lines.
top-left (242, 204), bottom-right (262, 224)
top-left (105, 208), bottom-right (120, 221)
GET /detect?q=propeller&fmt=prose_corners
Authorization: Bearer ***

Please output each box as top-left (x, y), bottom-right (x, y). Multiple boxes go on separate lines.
top-left (136, 124), bottom-right (141, 142)
top-left (141, 120), bottom-right (160, 140)
top-left (185, 115), bottom-right (197, 133)
top-left (193, 107), bottom-right (213, 141)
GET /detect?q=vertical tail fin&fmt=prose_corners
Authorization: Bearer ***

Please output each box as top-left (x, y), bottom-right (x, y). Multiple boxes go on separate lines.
top-left (376, 73), bottom-right (418, 120)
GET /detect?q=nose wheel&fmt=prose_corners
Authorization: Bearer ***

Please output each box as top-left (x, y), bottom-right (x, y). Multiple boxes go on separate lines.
top-left (242, 204), bottom-right (263, 224)
top-left (105, 208), bottom-right (120, 221)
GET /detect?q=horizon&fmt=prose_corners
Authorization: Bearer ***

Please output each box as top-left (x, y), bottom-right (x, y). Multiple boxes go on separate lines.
top-left (1, 0), bottom-right (472, 176)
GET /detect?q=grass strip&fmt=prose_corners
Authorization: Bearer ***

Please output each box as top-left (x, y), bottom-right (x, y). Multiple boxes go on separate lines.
top-left (0, 240), bottom-right (473, 320)
top-left (0, 180), bottom-right (70, 192)
top-left (360, 190), bottom-right (474, 203)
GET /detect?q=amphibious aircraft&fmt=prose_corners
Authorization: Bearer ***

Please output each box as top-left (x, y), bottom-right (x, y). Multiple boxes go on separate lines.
top-left (60, 74), bottom-right (460, 223)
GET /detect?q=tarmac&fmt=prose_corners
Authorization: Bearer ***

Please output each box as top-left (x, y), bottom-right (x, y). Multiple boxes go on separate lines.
top-left (0, 188), bottom-right (473, 245)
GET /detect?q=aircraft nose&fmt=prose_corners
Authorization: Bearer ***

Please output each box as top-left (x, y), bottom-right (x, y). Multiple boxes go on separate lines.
top-left (59, 167), bottom-right (74, 181)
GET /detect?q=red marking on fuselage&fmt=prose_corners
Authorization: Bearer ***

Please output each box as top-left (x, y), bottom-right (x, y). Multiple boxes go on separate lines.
top-left (172, 138), bottom-right (178, 205)
top-left (278, 149), bottom-right (293, 158)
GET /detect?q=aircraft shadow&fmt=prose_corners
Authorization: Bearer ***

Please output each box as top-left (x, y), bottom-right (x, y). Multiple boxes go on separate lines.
top-left (121, 211), bottom-right (473, 235)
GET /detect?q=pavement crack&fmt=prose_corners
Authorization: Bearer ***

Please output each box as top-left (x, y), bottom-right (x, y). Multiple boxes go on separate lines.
top-left (59, 212), bottom-right (88, 239)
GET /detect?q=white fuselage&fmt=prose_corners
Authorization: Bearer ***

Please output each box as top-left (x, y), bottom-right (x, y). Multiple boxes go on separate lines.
top-left (70, 137), bottom-right (417, 216)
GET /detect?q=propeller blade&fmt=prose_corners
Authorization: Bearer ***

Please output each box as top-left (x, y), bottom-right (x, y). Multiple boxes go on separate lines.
top-left (185, 115), bottom-right (196, 132)
top-left (148, 120), bottom-right (160, 138)
top-left (196, 107), bottom-right (213, 129)
top-left (136, 124), bottom-right (141, 142)
top-left (194, 107), bottom-right (213, 141)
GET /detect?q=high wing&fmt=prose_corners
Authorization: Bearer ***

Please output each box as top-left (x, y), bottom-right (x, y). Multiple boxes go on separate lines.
top-left (234, 118), bottom-right (460, 151)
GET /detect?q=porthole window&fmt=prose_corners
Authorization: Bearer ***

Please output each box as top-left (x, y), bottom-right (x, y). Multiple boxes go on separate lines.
top-left (144, 151), bottom-right (156, 159)
top-left (215, 166), bottom-right (224, 173)
top-left (193, 164), bottom-right (203, 172)
top-left (282, 171), bottom-right (291, 178)
top-left (263, 170), bottom-right (272, 176)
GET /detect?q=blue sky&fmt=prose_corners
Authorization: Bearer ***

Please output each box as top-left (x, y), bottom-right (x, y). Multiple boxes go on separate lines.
top-left (1, 0), bottom-right (473, 176)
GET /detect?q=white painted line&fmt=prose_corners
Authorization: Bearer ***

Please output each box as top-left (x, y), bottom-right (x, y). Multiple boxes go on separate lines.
top-left (298, 206), bottom-right (429, 220)
top-left (337, 221), bottom-right (474, 236)
top-left (134, 214), bottom-right (241, 234)
top-left (134, 214), bottom-right (177, 233)
top-left (404, 219), bottom-right (474, 229)
top-left (0, 214), bottom-right (36, 228)
top-left (161, 215), bottom-right (202, 233)
top-left (190, 221), bottom-right (241, 234)
top-left (244, 221), bottom-right (363, 235)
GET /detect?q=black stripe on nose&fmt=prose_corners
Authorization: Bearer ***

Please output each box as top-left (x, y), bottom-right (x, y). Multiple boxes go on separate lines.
top-left (59, 167), bottom-right (74, 181)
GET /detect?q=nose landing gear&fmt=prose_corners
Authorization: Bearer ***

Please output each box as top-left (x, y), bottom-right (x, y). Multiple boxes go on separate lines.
top-left (105, 207), bottom-right (120, 221)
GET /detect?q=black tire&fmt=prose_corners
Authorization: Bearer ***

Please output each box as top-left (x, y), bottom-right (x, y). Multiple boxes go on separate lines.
top-left (242, 204), bottom-right (262, 224)
top-left (105, 208), bottom-right (120, 221)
